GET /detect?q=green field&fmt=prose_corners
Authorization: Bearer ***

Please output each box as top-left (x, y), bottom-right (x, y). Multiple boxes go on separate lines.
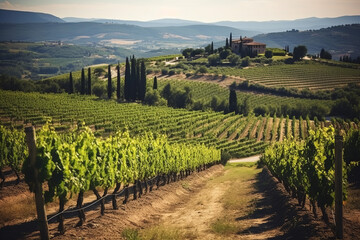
top-left (1, 90), bottom-right (350, 158)
top-left (148, 58), bottom-right (360, 91)
top-left (156, 78), bottom-right (332, 110)
top-left (227, 62), bottom-right (360, 90)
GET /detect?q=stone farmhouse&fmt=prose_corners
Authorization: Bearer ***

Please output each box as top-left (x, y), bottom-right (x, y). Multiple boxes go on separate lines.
top-left (231, 37), bottom-right (266, 56)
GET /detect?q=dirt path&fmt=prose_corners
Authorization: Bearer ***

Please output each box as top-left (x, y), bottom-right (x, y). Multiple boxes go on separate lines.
top-left (264, 117), bottom-right (273, 141)
top-left (228, 155), bottom-right (261, 163)
top-left (271, 117), bottom-right (280, 142)
top-left (238, 120), bottom-right (252, 139)
top-left (256, 118), bottom-right (267, 142)
top-left (249, 119), bottom-right (261, 139)
top-left (158, 182), bottom-right (228, 239)
top-left (2, 163), bottom-right (359, 240)
top-left (135, 164), bottom-right (335, 240)
top-left (278, 119), bottom-right (285, 141)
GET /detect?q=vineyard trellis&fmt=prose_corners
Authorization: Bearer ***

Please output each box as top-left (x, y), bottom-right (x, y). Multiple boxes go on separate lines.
top-left (0, 123), bottom-right (221, 236)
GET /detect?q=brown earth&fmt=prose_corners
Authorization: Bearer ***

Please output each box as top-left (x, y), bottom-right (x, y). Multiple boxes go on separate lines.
top-left (1, 164), bottom-right (360, 240)
top-left (278, 119), bottom-right (286, 142)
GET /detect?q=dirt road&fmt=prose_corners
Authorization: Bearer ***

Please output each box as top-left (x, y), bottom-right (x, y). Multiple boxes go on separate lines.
top-left (228, 154), bottom-right (261, 163)
top-left (0, 163), bottom-right (352, 239)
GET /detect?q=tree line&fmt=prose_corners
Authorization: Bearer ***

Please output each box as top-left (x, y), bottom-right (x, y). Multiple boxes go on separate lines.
top-left (67, 56), bottom-right (147, 102)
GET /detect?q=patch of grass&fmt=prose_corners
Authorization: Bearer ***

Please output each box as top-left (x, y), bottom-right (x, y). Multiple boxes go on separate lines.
top-left (181, 182), bottom-right (191, 191)
top-left (346, 184), bottom-right (360, 210)
top-left (0, 196), bottom-right (36, 226)
top-left (211, 218), bottom-right (238, 235)
top-left (212, 164), bottom-right (260, 184)
top-left (210, 164), bottom-right (260, 233)
top-left (226, 162), bottom-right (257, 168)
top-left (222, 182), bottom-right (257, 211)
top-left (140, 225), bottom-right (188, 240)
top-left (273, 55), bottom-right (291, 61)
top-left (122, 228), bottom-right (141, 240)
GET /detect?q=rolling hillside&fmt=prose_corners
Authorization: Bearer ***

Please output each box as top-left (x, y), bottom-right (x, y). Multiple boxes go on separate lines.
top-left (214, 15), bottom-right (360, 33)
top-left (62, 15), bottom-right (360, 33)
top-left (63, 18), bottom-right (205, 27)
top-left (253, 24), bottom-right (360, 58)
top-left (0, 22), bottom-right (256, 49)
top-left (0, 9), bottom-right (64, 23)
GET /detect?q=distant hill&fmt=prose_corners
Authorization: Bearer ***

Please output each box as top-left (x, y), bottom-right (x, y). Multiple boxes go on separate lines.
top-left (62, 17), bottom-right (98, 22)
top-left (63, 15), bottom-right (360, 33)
top-left (63, 17), bottom-right (205, 27)
top-left (253, 24), bottom-right (360, 59)
top-left (214, 16), bottom-right (360, 33)
top-left (0, 22), bottom-right (257, 48)
top-left (0, 9), bottom-right (65, 23)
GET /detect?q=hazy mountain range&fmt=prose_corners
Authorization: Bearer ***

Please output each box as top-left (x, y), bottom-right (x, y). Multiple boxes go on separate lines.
top-left (0, 9), bottom-right (65, 23)
top-left (1, 9), bottom-right (360, 33)
top-left (0, 9), bottom-right (360, 57)
top-left (63, 16), bottom-right (360, 33)
top-left (0, 22), bottom-right (257, 50)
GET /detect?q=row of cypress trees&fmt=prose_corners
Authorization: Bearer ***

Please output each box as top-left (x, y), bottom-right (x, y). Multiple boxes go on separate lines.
top-left (124, 56), bottom-right (146, 101)
top-left (69, 67), bottom-right (92, 95)
top-left (69, 56), bottom-right (147, 101)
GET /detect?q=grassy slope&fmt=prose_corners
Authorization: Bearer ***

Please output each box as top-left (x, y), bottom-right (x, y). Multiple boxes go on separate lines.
top-left (253, 24), bottom-right (360, 57)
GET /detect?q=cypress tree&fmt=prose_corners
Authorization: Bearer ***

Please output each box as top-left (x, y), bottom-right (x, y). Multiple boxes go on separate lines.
top-left (69, 72), bottom-right (74, 94)
top-left (107, 64), bottom-right (112, 99)
top-left (140, 61), bottom-right (146, 101)
top-left (136, 60), bottom-right (140, 99)
top-left (211, 42), bottom-right (214, 54)
top-left (116, 62), bottom-right (121, 100)
top-left (225, 38), bottom-right (229, 49)
top-left (153, 76), bottom-right (158, 90)
top-left (130, 56), bottom-right (137, 101)
top-left (229, 89), bottom-right (238, 113)
top-left (124, 57), bottom-right (131, 101)
top-left (229, 33), bottom-right (232, 48)
top-left (87, 67), bottom-right (91, 95)
top-left (81, 68), bottom-right (85, 95)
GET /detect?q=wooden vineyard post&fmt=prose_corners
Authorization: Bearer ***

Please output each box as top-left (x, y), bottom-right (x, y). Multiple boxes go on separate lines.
top-left (335, 134), bottom-right (343, 239)
top-left (25, 126), bottom-right (50, 240)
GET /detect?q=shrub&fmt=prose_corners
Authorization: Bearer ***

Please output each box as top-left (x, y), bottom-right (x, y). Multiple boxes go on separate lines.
top-left (192, 100), bottom-right (206, 111)
top-left (265, 50), bottom-right (273, 58)
top-left (228, 54), bottom-right (241, 65)
top-left (92, 83), bottom-right (106, 98)
top-left (208, 54), bottom-right (220, 66)
top-left (253, 105), bottom-right (268, 116)
top-left (241, 57), bottom-right (250, 67)
top-left (94, 67), bottom-right (106, 76)
top-left (198, 66), bottom-right (208, 74)
top-left (161, 68), bottom-right (169, 75)
top-left (293, 45), bottom-right (307, 61)
top-left (221, 151), bottom-right (231, 165)
top-left (220, 49), bottom-right (231, 60)
top-left (144, 89), bottom-right (167, 106)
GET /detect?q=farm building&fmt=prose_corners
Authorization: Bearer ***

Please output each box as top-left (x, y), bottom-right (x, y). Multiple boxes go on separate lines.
top-left (231, 37), bottom-right (266, 56)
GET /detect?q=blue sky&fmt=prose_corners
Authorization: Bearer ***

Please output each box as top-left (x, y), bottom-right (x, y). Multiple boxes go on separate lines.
top-left (0, 0), bottom-right (359, 21)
